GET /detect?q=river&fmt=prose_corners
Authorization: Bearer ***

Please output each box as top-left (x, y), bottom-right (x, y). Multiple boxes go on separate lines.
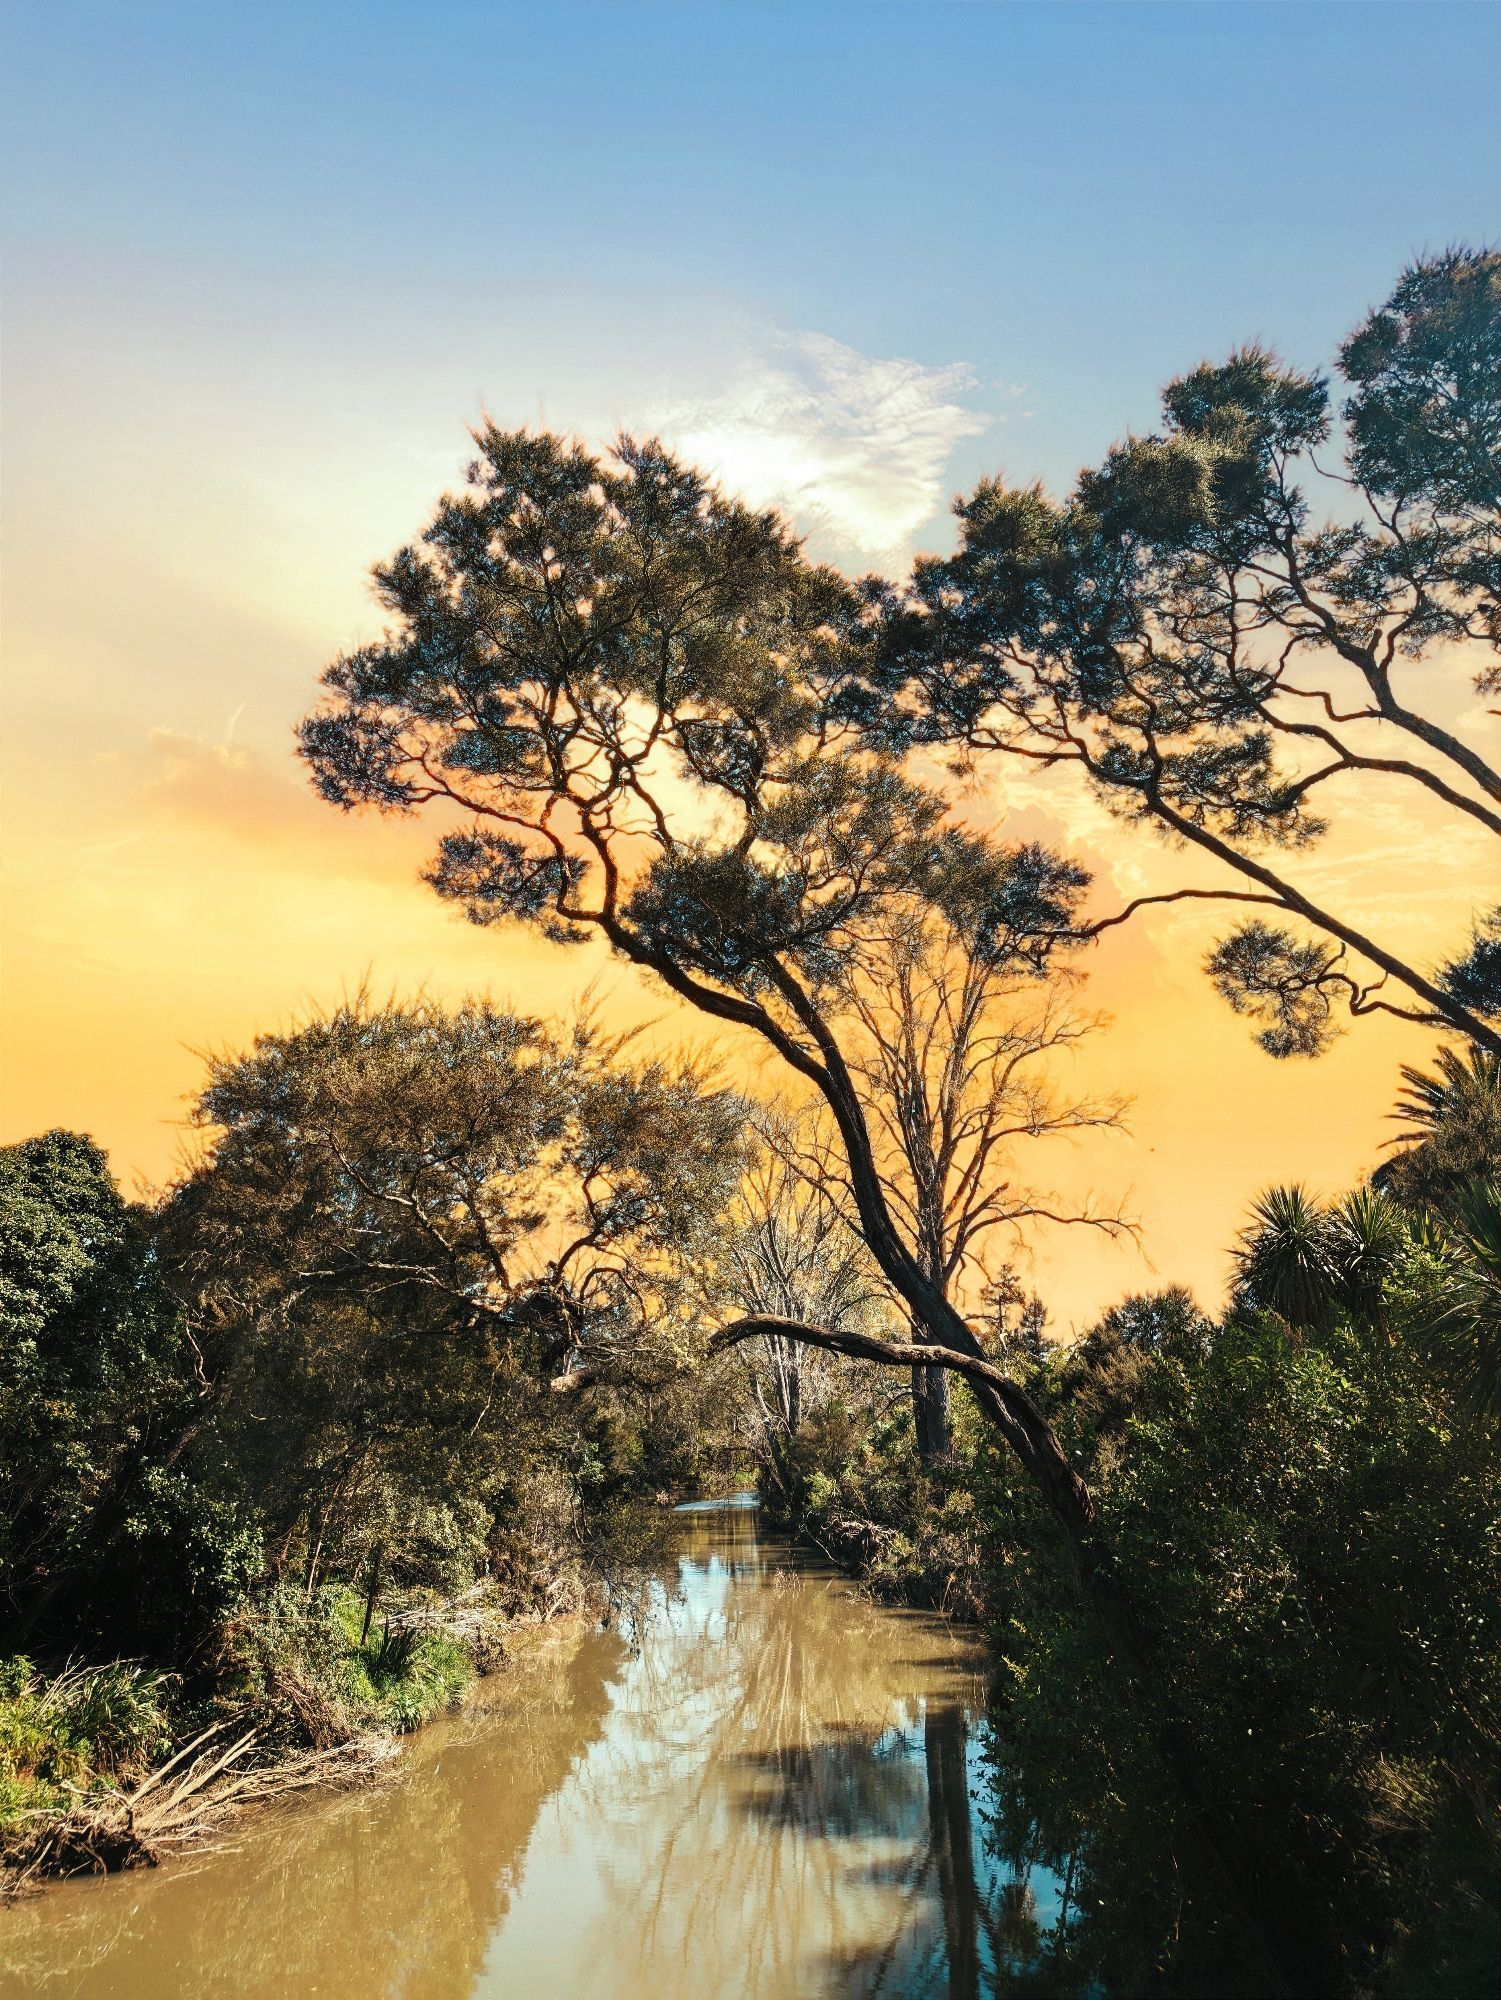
top-left (1, 1500), bottom-right (1072, 1999)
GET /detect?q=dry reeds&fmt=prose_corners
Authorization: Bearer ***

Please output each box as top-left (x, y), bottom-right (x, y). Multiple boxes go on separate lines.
top-left (1, 1717), bottom-right (398, 1895)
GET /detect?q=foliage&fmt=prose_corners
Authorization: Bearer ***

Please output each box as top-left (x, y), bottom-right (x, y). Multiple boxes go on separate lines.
top-left (2, 998), bottom-right (745, 1844)
top-left (158, 996), bottom-right (743, 1612)
top-left (0, 1658), bottom-right (175, 1825)
top-left (0, 1132), bottom-right (257, 1657)
top-left (766, 1375), bottom-right (990, 1618)
top-left (977, 1208), bottom-right (1501, 1996)
top-left (213, 1584), bottom-right (473, 1747)
top-left (295, 432), bottom-right (1095, 1213)
top-left (861, 248), bottom-right (1501, 1057)
top-left (1379, 1042), bottom-right (1501, 1209)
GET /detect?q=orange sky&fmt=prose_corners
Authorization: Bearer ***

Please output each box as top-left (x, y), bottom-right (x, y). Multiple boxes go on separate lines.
top-left (5, 0), bottom-right (1500, 1344)
top-left (5, 394), bottom-right (1493, 1335)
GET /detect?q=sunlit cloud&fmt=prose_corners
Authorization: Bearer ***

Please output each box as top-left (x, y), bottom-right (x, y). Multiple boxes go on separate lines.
top-left (646, 331), bottom-right (989, 567)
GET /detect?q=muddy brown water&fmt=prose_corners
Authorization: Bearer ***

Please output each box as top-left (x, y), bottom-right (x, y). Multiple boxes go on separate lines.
top-left (1, 1502), bottom-right (1070, 1998)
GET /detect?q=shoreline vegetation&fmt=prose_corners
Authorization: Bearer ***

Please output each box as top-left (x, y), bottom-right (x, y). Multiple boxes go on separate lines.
top-left (0, 1583), bottom-right (615, 1898)
top-left (0, 1495), bottom-right (965, 1904)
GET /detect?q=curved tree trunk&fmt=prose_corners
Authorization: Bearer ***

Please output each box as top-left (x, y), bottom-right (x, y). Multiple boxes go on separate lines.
top-left (619, 930), bottom-right (1310, 1994)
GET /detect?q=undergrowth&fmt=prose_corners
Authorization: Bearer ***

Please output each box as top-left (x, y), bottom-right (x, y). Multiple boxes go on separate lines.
top-left (211, 1584), bottom-right (475, 1747)
top-left (0, 1659), bottom-right (174, 1827)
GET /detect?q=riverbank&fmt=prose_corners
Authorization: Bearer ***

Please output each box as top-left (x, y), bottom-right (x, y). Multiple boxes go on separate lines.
top-left (760, 1436), bottom-right (989, 1622)
top-left (0, 1590), bottom-right (603, 1899)
top-left (0, 1507), bottom-right (1013, 2000)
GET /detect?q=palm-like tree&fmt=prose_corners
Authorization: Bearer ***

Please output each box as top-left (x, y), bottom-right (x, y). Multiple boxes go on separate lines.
top-left (1326, 1187), bottom-right (1407, 1337)
top-left (1380, 1046), bottom-right (1501, 1208)
top-left (1411, 1181), bottom-right (1501, 1420)
top-left (1236, 1184), bottom-right (1406, 1340)
top-left (1236, 1173), bottom-right (1501, 1418)
top-left (1233, 1185), bottom-right (1339, 1335)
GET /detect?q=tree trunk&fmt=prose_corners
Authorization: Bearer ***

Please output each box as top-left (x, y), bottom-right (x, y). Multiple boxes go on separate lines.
top-left (781, 1337), bottom-right (801, 1437)
top-left (911, 1351), bottom-right (953, 1465)
top-left (359, 1543), bottom-right (384, 1648)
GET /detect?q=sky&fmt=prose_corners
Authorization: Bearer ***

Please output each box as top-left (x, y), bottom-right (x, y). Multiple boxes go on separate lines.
top-left (3, 1), bottom-right (1499, 1329)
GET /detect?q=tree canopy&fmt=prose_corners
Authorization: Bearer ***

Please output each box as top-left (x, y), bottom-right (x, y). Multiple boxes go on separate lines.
top-left (297, 427), bottom-right (1103, 1534)
top-left (859, 248), bottom-right (1500, 1056)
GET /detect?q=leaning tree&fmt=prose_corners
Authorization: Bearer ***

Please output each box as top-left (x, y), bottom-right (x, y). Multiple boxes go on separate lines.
top-left (758, 912), bottom-right (1127, 1464)
top-left (860, 248), bottom-right (1500, 1058)
top-left (300, 428), bottom-right (1303, 1988)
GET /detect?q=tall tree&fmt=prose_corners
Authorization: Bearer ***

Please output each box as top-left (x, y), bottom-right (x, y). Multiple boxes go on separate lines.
top-left (300, 428), bottom-right (1303, 1989)
top-left (766, 917), bottom-right (1127, 1462)
top-left (862, 248), bottom-right (1501, 1058)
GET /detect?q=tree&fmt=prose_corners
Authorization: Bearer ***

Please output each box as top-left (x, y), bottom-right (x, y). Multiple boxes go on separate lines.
top-left (1232, 1182), bottom-right (1411, 1340)
top-left (160, 996), bottom-right (744, 1600)
top-left (0, 1132), bottom-right (251, 1655)
top-left (1415, 1179), bottom-right (1501, 1420)
top-left (1378, 1042), bottom-right (1501, 1209)
top-left (299, 427), bottom-right (1304, 1989)
top-left (1234, 1171), bottom-right (1501, 1424)
top-left (765, 917), bottom-right (1127, 1463)
top-left (981, 1272), bottom-right (1501, 1995)
top-left (861, 248), bottom-right (1501, 1058)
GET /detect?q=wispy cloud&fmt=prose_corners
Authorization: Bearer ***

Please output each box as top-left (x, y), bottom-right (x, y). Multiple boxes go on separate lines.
top-left (645, 330), bottom-right (989, 567)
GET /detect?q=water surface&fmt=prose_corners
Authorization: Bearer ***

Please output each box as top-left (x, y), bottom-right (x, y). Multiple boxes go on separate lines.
top-left (1, 1505), bottom-right (1069, 1998)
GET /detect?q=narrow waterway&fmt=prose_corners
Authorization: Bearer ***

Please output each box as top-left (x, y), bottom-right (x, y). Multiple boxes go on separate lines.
top-left (1, 1502), bottom-right (1070, 1999)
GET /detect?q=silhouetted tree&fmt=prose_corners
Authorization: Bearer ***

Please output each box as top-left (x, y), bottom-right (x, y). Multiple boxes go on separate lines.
top-left (862, 248), bottom-right (1501, 1057)
top-left (1379, 1043), bottom-right (1501, 1208)
top-left (161, 997), bottom-right (744, 1597)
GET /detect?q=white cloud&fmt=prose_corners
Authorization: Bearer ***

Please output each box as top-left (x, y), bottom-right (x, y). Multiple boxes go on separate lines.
top-left (645, 330), bottom-right (989, 568)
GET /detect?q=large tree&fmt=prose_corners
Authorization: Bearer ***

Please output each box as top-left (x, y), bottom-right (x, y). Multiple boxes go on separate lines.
top-left (161, 996), bottom-right (743, 1598)
top-left (299, 429), bottom-right (1303, 1988)
top-left (762, 917), bottom-right (1126, 1463)
top-left (0, 1132), bottom-right (250, 1654)
top-left (861, 248), bottom-right (1500, 1058)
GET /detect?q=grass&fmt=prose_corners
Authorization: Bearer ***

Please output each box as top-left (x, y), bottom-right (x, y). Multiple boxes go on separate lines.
top-left (213, 1582), bottom-right (475, 1750)
top-left (1, 1587), bottom-right (474, 1886)
top-left (0, 1658), bottom-right (174, 1826)
top-left (328, 1589), bottom-right (473, 1734)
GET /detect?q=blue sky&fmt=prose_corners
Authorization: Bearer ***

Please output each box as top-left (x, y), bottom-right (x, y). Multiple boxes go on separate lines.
top-left (7, 2), bottom-right (1499, 535)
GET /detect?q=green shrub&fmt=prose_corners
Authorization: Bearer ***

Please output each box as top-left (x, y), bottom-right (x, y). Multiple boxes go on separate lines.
top-left (977, 1311), bottom-right (1501, 1996)
top-left (214, 1585), bottom-right (473, 1747)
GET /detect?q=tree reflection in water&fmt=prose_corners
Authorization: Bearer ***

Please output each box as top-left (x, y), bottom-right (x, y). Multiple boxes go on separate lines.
top-left (2, 1505), bottom-right (1081, 2000)
top-left (550, 1504), bottom-right (1078, 1999)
